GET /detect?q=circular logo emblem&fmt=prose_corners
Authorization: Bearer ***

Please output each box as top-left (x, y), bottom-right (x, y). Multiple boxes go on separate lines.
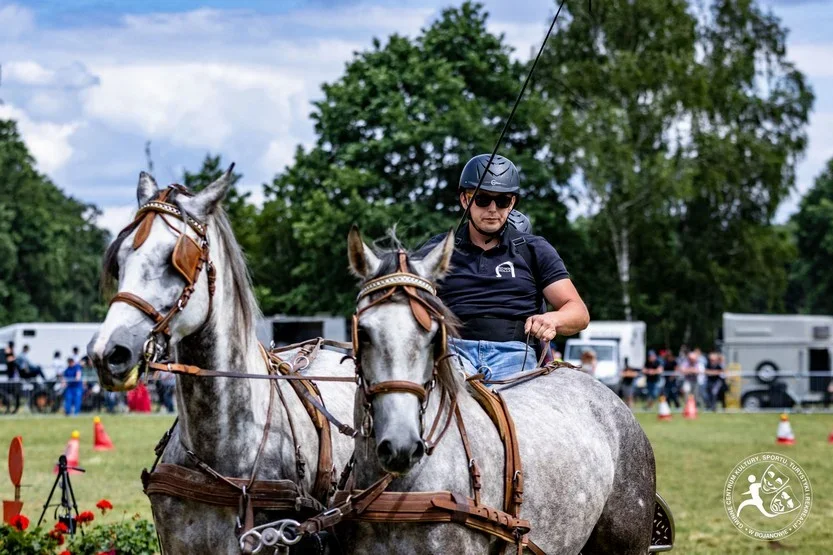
top-left (724, 452), bottom-right (812, 541)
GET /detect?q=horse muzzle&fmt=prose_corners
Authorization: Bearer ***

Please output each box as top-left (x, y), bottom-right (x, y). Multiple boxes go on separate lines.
top-left (87, 330), bottom-right (146, 392)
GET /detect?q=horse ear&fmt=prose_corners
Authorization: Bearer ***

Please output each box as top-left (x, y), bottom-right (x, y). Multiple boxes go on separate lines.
top-left (348, 225), bottom-right (381, 278)
top-left (418, 230), bottom-right (454, 280)
top-left (137, 172), bottom-right (158, 206)
top-left (189, 163), bottom-right (235, 216)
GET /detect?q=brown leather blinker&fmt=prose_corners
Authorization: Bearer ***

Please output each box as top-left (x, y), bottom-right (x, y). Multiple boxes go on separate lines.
top-left (172, 234), bottom-right (203, 284)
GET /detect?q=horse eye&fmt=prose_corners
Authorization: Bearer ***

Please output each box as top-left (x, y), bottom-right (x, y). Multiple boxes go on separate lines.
top-left (357, 327), bottom-right (371, 345)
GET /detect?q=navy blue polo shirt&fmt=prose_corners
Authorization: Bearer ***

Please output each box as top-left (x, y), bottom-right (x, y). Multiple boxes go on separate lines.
top-left (420, 225), bottom-right (569, 321)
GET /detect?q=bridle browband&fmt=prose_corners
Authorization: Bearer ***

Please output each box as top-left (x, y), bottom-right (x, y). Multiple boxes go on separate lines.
top-left (352, 250), bottom-right (457, 454)
top-left (109, 186), bottom-right (216, 366)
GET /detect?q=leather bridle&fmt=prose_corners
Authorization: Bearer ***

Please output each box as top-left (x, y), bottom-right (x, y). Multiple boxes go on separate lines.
top-left (351, 250), bottom-right (457, 453)
top-left (109, 186), bottom-right (216, 369)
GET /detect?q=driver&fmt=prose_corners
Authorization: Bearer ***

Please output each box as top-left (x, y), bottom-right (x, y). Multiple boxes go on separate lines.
top-left (420, 154), bottom-right (589, 381)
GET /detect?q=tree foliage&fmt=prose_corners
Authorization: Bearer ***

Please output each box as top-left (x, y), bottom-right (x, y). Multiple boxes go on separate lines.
top-left (790, 158), bottom-right (833, 315)
top-left (254, 2), bottom-right (572, 316)
top-left (0, 120), bottom-right (110, 325)
top-left (538, 0), bottom-right (811, 347)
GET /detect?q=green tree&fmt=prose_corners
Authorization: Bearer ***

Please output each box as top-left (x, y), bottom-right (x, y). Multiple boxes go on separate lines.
top-left (0, 120), bottom-right (110, 325)
top-left (256, 1), bottom-right (573, 316)
top-left (539, 0), bottom-right (811, 347)
top-left (790, 158), bottom-right (833, 315)
top-left (182, 154), bottom-right (259, 261)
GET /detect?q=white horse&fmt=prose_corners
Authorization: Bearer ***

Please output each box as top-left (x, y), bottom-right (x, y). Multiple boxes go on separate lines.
top-left (88, 170), bottom-right (355, 554)
top-left (344, 227), bottom-right (658, 554)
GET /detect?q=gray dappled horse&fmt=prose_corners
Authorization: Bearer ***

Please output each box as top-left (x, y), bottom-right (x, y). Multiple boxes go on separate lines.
top-left (345, 228), bottom-right (657, 554)
top-left (87, 171), bottom-right (355, 554)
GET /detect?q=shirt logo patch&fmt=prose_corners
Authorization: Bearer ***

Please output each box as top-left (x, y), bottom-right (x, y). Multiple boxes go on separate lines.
top-left (495, 261), bottom-right (516, 278)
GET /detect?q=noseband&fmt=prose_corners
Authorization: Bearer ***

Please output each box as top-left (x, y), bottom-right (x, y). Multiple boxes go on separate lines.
top-left (109, 185), bottom-right (216, 365)
top-left (352, 251), bottom-right (456, 452)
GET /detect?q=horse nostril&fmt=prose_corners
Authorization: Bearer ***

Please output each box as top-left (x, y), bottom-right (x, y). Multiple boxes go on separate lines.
top-left (411, 440), bottom-right (425, 461)
top-left (107, 345), bottom-right (132, 367)
top-left (377, 440), bottom-right (394, 461)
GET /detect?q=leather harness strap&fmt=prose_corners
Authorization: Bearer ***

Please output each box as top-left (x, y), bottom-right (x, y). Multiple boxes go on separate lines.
top-left (144, 463), bottom-right (323, 512)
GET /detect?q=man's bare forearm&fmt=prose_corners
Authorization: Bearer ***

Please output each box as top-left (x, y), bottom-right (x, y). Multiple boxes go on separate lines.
top-left (552, 299), bottom-right (590, 336)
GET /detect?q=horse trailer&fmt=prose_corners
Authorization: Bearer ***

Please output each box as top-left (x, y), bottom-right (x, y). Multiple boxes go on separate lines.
top-left (256, 315), bottom-right (348, 348)
top-left (722, 313), bottom-right (833, 409)
top-left (0, 322), bottom-right (101, 371)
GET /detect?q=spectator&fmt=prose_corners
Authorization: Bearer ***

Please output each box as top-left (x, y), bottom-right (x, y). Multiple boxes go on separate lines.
top-left (643, 350), bottom-right (663, 409)
top-left (4, 341), bottom-right (18, 378)
top-left (662, 351), bottom-right (681, 408)
top-left (620, 365), bottom-right (639, 408)
top-left (156, 372), bottom-right (176, 413)
top-left (49, 351), bottom-right (63, 381)
top-left (16, 345), bottom-right (45, 380)
top-left (580, 350), bottom-right (597, 376)
top-left (553, 350), bottom-right (563, 362)
top-left (704, 351), bottom-right (725, 411)
top-left (62, 357), bottom-right (84, 415)
top-left (680, 352), bottom-right (702, 404)
top-left (127, 383), bottom-right (152, 413)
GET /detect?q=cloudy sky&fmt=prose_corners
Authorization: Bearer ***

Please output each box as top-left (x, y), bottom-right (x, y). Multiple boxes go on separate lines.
top-left (1, 0), bottom-right (831, 236)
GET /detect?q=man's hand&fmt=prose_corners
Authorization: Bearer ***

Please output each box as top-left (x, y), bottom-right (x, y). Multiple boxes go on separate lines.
top-left (524, 312), bottom-right (559, 342)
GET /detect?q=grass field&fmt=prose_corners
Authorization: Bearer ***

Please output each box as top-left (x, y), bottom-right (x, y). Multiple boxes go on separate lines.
top-left (1, 411), bottom-right (832, 553)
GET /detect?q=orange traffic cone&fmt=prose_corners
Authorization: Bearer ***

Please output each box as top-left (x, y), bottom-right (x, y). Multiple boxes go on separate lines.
top-left (683, 394), bottom-right (698, 419)
top-left (55, 431), bottom-right (82, 474)
top-left (776, 413), bottom-right (796, 445)
top-left (93, 416), bottom-right (114, 451)
top-left (657, 396), bottom-right (672, 421)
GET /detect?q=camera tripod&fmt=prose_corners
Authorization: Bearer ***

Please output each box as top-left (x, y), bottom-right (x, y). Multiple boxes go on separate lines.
top-left (37, 454), bottom-right (85, 535)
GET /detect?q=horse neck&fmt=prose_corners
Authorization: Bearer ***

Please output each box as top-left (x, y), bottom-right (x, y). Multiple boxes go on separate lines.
top-left (173, 225), bottom-right (272, 475)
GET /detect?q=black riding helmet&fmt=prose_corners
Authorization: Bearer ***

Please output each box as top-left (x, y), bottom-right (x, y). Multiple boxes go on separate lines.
top-left (459, 154), bottom-right (520, 194)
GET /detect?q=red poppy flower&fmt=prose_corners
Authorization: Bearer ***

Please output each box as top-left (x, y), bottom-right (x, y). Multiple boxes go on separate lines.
top-left (9, 514), bottom-right (29, 531)
top-left (96, 499), bottom-right (113, 513)
top-left (48, 529), bottom-right (65, 545)
top-left (58, 551), bottom-right (72, 555)
top-left (54, 522), bottom-right (70, 533)
top-left (75, 511), bottom-right (95, 524)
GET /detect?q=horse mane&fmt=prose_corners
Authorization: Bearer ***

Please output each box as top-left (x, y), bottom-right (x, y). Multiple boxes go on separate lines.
top-left (100, 187), bottom-right (260, 350)
top-left (364, 230), bottom-right (462, 396)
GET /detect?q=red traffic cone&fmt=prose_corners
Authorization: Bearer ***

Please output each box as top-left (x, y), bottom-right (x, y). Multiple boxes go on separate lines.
top-left (657, 395), bottom-right (672, 421)
top-left (55, 431), bottom-right (81, 474)
top-left (776, 413), bottom-right (796, 445)
top-left (683, 394), bottom-right (697, 419)
top-left (828, 430), bottom-right (833, 444)
top-left (93, 416), bottom-right (114, 451)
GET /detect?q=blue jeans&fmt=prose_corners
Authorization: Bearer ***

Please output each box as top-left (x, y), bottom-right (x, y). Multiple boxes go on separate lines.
top-left (452, 338), bottom-right (537, 382)
top-left (64, 387), bottom-right (83, 415)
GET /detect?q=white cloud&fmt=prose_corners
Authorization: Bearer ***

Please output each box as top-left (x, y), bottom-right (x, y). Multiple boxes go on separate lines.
top-left (5, 60), bottom-right (53, 85)
top-left (0, 104), bottom-right (80, 174)
top-left (97, 204), bottom-right (137, 240)
top-left (260, 137), bottom-right (305, 176)
top-left (5, 60), bottom-right (99, 89)
top-left (283, 4), bottom-right (434, 35)
top-left (0, 3), bottom-right (34, 39)
top-left (81, 63), bottom-right (306, 151)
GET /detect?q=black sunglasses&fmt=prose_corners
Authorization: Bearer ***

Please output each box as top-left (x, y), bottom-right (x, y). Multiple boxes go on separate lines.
top-left (467, 192), bottom-right (514, 209)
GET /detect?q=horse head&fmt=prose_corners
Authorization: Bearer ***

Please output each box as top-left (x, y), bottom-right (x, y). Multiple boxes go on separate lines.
top-left (347, 226), bottom-right (459, 474)
top-left (88, 169), bottom-right (234, 390)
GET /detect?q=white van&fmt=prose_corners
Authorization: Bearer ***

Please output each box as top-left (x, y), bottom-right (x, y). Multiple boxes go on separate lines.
top-left (564, 321), bottom-right (647, 388)
top-left (722, 313), bottom-right (833, 408)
